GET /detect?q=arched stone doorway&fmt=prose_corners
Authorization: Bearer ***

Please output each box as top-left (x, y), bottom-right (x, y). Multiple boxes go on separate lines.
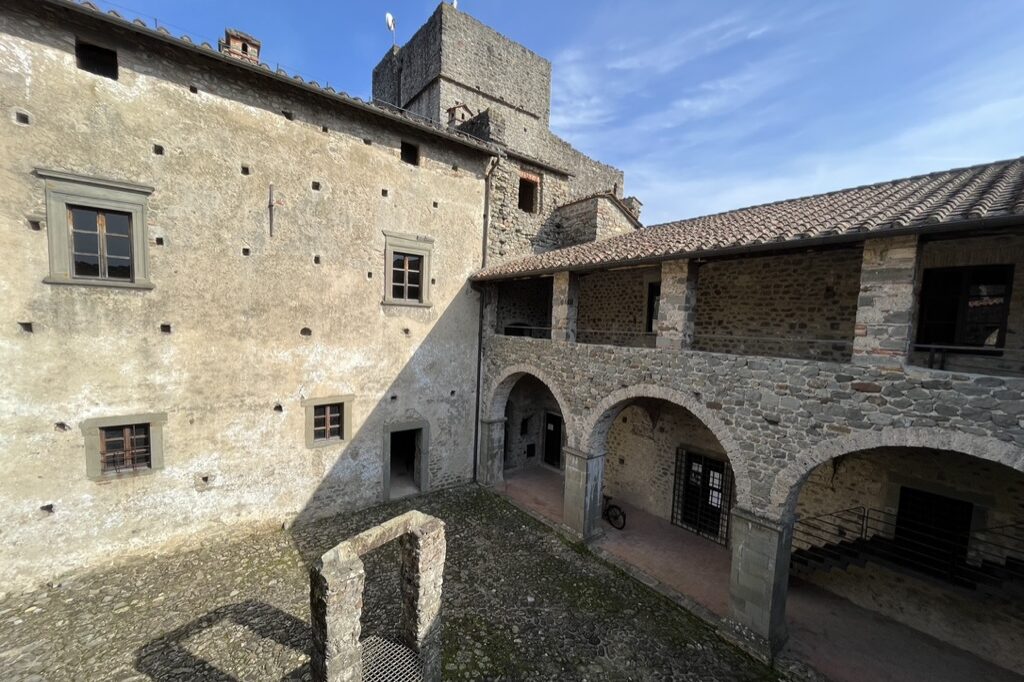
top-left (483, 367), bottom-right (571, 525)
top-left (576, 386), bottom-right (745, 618)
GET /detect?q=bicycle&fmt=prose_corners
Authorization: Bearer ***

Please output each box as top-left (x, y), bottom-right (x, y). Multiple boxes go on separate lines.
top-left (602, 495), bottom-right (626, 530)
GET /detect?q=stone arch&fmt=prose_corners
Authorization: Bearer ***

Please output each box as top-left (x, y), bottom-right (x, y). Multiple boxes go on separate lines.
top-left (485, 363), bottom-right (574, 436)
top-left (773, 426), bottom-right (1024, 515)
top-left (580, 383), bottom-right (752, 509)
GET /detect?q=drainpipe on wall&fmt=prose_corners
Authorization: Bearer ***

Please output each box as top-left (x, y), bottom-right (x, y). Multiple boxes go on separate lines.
top-left (472, 155), bottom-right (499, 483)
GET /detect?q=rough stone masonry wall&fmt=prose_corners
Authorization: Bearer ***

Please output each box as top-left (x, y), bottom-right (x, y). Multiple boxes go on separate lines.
top-left (604, 403), bottom-right (728, 521)
top-left (554, 196), bottom-right (638, 247)
top-left (909, 233), bottom-right (1024, 375)
top-left (577, 266), bottom-right (659, 347)
top-left (0, 3), bottom-right (489, 591)
top-left (370, 5), bottom-right (625, 264)
top-left (482, 332), bottom-right (1024, 520)
top-left (693, 247), bottom-right (862, 362)
top-left (503, 376), bottom-right (563, 470)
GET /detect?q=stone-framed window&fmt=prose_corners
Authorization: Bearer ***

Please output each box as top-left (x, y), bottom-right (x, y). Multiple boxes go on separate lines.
top-left (518, 171), bottom-right (541, 213)
top-left (302, 395), bottom-right (354, 448)
top-left (81, 413), bottom-right (167, 481)
top-left (383, 231), bottom-right (433, 307)
top-left (37, 169), bottom-right (154, 290)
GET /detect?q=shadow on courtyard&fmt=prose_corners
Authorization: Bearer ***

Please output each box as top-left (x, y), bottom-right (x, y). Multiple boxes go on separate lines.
top-left (134, 600), bottom-right (309, 681)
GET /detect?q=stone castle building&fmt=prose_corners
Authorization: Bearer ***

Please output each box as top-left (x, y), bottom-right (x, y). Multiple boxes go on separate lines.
top-left (2, 0), bottom-right (1023, 674)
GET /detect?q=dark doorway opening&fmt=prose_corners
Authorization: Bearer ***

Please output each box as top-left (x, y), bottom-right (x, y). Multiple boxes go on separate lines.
top-left (543, 413), bottom-right (562, 468)
top-left (389, 429), bottom-right (421, 499)
top-left (894, 486), bottom-right (973, 574)
top-left (672, 449), bottom-right (732, 545)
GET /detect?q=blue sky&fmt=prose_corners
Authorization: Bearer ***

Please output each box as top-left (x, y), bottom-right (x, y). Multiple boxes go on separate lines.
top-left (94, 0), bottom-right (1024, 224)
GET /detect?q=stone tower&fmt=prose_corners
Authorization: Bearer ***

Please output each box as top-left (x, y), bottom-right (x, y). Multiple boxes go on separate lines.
top-left (373, 3), bottom-right (640, 262)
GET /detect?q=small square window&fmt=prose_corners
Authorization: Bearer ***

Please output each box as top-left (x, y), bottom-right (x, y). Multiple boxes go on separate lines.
top-left (518, 175), bottom-right (539, 213)
top-left (100, 424), bottom-right (152, 474)
top-left (302, 396), bottom-right (354, 448)
top-left (75, 40), bottom-right (118, 80)
top-left (401, 141), bottom-right (420, 166)
top-left (312, 403), bottom-right (344, 442)
top-left (81, 413), bottom-right (166, 480)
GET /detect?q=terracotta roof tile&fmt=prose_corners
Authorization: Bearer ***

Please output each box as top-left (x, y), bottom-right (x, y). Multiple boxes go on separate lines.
top-left (474, 157), bottom-right (1024, 281)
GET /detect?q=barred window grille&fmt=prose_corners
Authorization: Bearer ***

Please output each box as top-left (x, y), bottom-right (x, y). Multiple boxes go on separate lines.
top-left (100, 423), bottom-right (152, 474)
top-left (671, 448), bottom-right (733, 545)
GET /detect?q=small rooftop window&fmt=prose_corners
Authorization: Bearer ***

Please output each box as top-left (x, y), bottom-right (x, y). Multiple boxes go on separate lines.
top-left (75, 40), bottom-right (118, 80)
top-left (401, 141), bottom-right (420, 166)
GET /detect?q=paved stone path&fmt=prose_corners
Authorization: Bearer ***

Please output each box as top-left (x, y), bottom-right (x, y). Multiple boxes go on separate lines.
top-left (0, 486), bottom-right (775, 681)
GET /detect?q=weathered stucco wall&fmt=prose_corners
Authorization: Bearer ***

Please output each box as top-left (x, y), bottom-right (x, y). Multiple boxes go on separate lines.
top-left (604, 402), bottom-right (727, 521)
top-left (577, 266), bottom-right (659, 347)
top-left (0, 4), bottom-right (489, 590)
top-left (693, 247), bottom-right (862, 362)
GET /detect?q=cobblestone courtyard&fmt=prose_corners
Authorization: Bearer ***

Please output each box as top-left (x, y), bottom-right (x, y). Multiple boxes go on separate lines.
top-left (0, 485), bottom-right (775, 681)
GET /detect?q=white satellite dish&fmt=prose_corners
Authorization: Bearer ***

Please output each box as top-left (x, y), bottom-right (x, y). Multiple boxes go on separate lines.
top-left (452, 0), bottom-right (458, 9)
top-left (385, 12), bottom-right (395, 32)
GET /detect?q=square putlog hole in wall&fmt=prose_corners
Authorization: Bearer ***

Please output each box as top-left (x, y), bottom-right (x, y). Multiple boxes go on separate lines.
top-left (241, 165), bottom-right (251, 176)
top-left (15, 111), bottom-right (30, 125)
top-left (311, 181), bottom-right (321, 191)
top-left (241, 247), bottom-right (251, 256)
top-left (152, 144), bottom-right (164, 155)
top-left (381, 189), bottom-right (389, 197)
top-left (160, 324), bottom-right (172, 334)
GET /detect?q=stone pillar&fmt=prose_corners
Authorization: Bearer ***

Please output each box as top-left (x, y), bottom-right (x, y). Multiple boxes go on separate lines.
top-left (656, 259), bottom-right (698, 350)
top-left (310, 547), bottom-right (366, 682)
top-left (852, 235), bottom-right (920, 367)
top-left (477, 417), bottom-right (506, 486)
top-left (562, 446), bottom-right (604, 540)
top-left (728, 508), bottom-right (793, 659)
top-left (550, 271), bottom-right (579, 342)
top-left (399, 516), bottom-right (446, 682)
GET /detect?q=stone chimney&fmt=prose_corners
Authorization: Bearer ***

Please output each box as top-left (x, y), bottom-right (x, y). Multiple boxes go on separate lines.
top-left (218, 29), bottom-right (261, 64)
top-left (622, 196), bottom-right (643, 221)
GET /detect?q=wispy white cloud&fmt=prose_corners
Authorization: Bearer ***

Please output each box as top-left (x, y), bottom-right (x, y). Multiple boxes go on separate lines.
top-left (546, 0), bottom-right (1024, 225)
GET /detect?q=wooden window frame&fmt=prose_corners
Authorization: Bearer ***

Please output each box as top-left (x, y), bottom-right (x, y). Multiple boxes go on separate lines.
top-left (383, 231), bottom-right (434, 307)
top-left (99, 423), bottom-right (152, 474)
top-left (302, 395), bottom-right (354, 449)
top-left (81, 413), bottom-right (167, 481)
top-left (68, 205), bottom-right (135, 281)
top-left (37, 169), bottom-right (154, 290)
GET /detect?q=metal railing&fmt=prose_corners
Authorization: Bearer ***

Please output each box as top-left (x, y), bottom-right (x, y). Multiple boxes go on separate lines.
top-left (499, 325), bottom-right (551, 340)
top-left (792, 507), bottom-right (1024, 588)
top-left (910, 343), bottom-right (1024, 377)
top-left (576, 328), bottom-right (657, 348)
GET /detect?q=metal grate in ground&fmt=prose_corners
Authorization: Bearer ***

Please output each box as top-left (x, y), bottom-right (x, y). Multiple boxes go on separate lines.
top-left (362, 635), bottom-right (422, 682)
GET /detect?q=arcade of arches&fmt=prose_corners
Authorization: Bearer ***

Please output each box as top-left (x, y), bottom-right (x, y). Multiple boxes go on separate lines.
top-left (483, 372), bottom-right (1024, 677)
